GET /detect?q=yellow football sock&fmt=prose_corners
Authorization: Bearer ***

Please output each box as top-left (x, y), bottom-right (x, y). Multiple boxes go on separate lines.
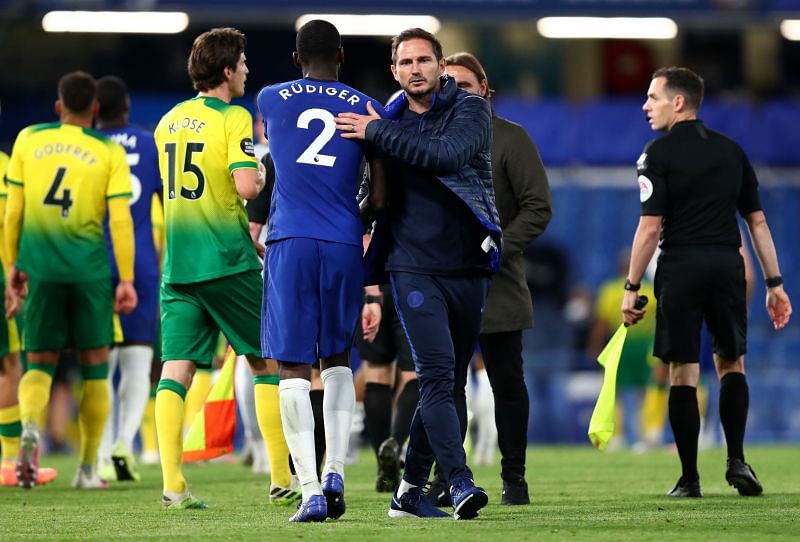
top-left (140, 395), bottom-right (158, 455)
top-left (18, 365), bottom-right (54, 426)
top-left (156, 379), bottom-right (187, 494)
top-left (641, 385), bottom-right (668, 438)
top-left (254, 375), bottom-right (292, 487)
top-left (613, 404), bottom-right (623, 437)
top-left (697, 383), bottom-right (709, 419)
top-left (0, 405), bottom-right (21, 460)
top-left (184, 369), bottom-right (212, 432)
top-left (79, 364), bottom-right (111, 465)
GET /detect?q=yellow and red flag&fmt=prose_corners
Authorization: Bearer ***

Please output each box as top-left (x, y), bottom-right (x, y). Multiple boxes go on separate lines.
top-left (183, 348), bottom-right (237, 462)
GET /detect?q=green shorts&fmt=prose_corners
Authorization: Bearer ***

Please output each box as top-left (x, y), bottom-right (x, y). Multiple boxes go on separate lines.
top-left (0, 278), bottom-right (20, 357)
top-left (0, 316), bottom-right (20, 358)
top-left (160, 269), bottom-right (262, 368)
top-left (25, 278), bottom-right (114, 352)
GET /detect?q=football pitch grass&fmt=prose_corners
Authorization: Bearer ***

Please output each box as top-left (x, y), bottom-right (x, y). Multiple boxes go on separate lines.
top-left (1, 446), bottom-right (798, 541)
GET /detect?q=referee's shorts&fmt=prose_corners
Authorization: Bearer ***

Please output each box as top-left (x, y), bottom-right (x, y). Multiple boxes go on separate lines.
top-left (654, 248), bottom-right (747, 363)
top-left (355, 284), bottom-right (415, 372)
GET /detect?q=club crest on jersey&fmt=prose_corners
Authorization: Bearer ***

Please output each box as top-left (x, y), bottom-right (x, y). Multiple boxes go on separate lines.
top-left (636, 152), bottom-right (647, 172)
top-left (638, 175), bottom-right (653, 202)
top-left (407, 290), bottom-right (424, 309)
top-left (240, 138), bottom-right (255, 157)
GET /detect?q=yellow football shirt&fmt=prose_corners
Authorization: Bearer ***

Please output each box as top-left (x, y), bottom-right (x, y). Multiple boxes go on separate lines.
top-left (5, 122), bottom-right (132, 282)
top-left (0, 151), bottom-right (9, 278)
top-left (594, 277), bottom-right (657, 386)
top-left (151, 192), bottom-right (165, 267)
top-left (154, 96), bottom-right (260, 284)
top-left (0, 151), bottom-right (8, 182)
top-left (0, 151), bottom-right (9, 201)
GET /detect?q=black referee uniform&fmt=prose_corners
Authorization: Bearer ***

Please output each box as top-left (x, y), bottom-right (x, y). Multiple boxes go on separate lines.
top-left (245, 152), bottom-right (275, 226)
top-left (635, 118), bottom-right (770, 498)
top-left (639, 119), bottom-right (760, 363)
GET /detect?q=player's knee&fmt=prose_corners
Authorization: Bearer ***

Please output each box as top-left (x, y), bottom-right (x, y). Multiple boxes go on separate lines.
top-left (245, 355), bottom-right (269, 373)
top-left (160, 360), bottom-right (196, 388)
top-left (714, 354), bottom-right (744, 378)
top-left (79, 346), bottom-right (111, 365)
top-left (668, 361), bottom-right (700, 387)
top-left (320, 351), bottom-right (349, 370)
top-left (364, 361), bottom-right (393, 385)
top-left (279, 361), bottom-right (312, 381)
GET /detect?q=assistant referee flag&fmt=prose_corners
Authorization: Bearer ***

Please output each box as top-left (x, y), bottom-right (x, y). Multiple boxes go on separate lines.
top-left (183, 348), bottom-right (237, 462)
top-left (588, 296), bottom-right (648, 451)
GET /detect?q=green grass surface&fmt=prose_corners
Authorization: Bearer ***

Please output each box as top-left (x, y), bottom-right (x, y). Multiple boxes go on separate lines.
top-left (1, 446), bottom-right (798, 541)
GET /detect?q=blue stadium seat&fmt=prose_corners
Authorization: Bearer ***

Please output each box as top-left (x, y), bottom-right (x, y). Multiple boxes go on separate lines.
top-left (759, 101), bottom-right (800, 165)
top-left (575, 99), bottom-right (654, 165)
top-left (699, 100), bottom-right (760, 159)
top-left (492, 98), bottom-right (577, 166)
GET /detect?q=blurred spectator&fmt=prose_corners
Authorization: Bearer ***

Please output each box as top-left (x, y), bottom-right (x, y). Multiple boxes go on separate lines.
top-left (588, 250), bottom-right (656, 449)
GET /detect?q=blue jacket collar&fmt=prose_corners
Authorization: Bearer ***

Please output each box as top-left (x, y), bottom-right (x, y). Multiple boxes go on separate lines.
top-left (384, 75), bottom-right (457, 120)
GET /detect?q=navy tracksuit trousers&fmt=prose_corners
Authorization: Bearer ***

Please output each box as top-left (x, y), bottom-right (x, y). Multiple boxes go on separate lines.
top-left (390, 270), bottom-right (490, 486)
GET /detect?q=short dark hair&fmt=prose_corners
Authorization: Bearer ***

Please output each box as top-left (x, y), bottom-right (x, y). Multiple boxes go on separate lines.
top-left (391, 28), bottom-right (443, 64)
top-left (188, 27), bottom-right (246, 92)
top-left (445, 51), bottom-right (493, 100)
top-left (96, 76), bottom-right (129, 122)
top-left (653, 66), bottom-right (705, 112)
top-left (58, 71), bottom-right (96, 115)
top-left (296, 19), bottom-right (341, 63)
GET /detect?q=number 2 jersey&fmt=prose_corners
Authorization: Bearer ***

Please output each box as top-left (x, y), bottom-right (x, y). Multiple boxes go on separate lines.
top-left (257, 78), bottom-right (378, 247)
top-left (100, 126), bottom-right (163, 283)
top-left (5, 122), bottom-right (131, 282)
top-left (154, 96), bottom-right (261, 284)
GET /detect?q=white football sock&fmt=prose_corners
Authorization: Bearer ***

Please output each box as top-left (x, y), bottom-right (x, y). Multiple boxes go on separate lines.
top-left (234, 357), bottom-right (269, 473)
top-left (116, 345), bottom-right (153, 452)
top-left (320, 366), bottom-right (355, 481)
top-left (474, 368), bottom-right (497, 465)
top-left (397, 478), bottom-right (418, 498)
top-left (279, 378), bottom-right (321, 501)
top-left (234, 356), bottom-right (262, 442)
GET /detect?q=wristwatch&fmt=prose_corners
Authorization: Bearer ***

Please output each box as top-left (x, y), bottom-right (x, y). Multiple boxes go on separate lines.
top-left (624, 278), bottom-right (641, 292)
top-left (364, 293), bottom-right (384, 306)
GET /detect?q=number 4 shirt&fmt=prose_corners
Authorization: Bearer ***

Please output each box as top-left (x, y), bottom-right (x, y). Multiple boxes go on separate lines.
top-left (154, 96), bottom-right (260, 285)
top-left (5, 122), bottom-right (131, 282)
top-left (257, 78), bottom-right (378, 247)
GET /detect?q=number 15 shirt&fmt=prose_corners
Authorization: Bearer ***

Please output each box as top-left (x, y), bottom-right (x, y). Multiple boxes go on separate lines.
top-left (154, 96), bottom-right (260, 285)
top-left (5, 122), bottom-right (131, 282)
top-left (257, 78), bottom-right (378, 248)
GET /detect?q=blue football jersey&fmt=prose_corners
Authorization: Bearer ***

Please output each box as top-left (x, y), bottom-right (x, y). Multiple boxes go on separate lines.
top-left (101, 126), bottom-right (162, 280)
top-left (257, 78), bottom-right (378, 247)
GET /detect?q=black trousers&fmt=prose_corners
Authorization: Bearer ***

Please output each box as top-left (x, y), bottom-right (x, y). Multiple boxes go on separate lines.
top-left (478, 330), bottom-right (529, 481)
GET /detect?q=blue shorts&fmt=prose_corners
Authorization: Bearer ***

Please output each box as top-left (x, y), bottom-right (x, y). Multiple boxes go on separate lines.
top-left (115, 273), bottom-right (159, 344)
top-left (262, 238), bottom-right (363, 364)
